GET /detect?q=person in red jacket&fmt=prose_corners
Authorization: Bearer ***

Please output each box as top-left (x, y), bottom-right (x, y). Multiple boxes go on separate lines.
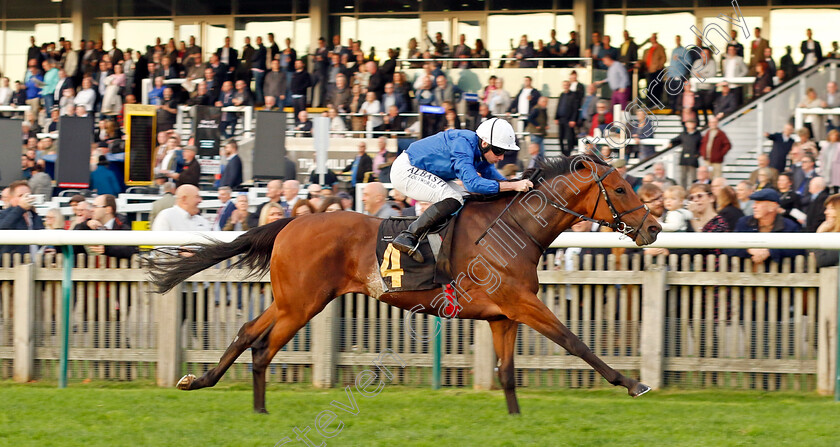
top-left (699, 116), bottom-right (732, 179)
top-left (587, 100), bottom-right (614, 138)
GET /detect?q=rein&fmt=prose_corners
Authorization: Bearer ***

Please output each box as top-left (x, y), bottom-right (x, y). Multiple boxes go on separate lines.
top-left (474, 165), bottom-right (652, 251)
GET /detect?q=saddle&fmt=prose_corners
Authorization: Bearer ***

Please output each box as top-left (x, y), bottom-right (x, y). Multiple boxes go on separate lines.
top-left (375, 215), bottom-right (457, 293)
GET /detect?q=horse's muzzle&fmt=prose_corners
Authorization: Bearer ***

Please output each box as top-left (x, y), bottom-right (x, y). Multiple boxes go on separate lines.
top-left (634, 224), bottom-right (661, 246)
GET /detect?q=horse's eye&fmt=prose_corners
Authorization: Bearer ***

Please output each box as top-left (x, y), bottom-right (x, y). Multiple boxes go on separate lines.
top-left (616, 187), bottom-right (625, 194)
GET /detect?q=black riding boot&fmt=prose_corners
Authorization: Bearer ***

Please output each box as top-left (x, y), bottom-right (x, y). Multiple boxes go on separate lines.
top-left (391, 198), bottom-right (462, 263)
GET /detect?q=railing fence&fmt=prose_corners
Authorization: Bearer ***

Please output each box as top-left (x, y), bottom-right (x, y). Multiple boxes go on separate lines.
top-left (0, 250), bottom-right (835, 394)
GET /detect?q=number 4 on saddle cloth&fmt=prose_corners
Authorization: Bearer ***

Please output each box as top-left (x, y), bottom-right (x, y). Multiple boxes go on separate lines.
top-left (376, 215), bottom-right (460, 316)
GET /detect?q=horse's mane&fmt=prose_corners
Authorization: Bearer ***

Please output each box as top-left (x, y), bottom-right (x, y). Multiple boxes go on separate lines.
top-left (466, 154), bottom-right (609, 202)
top-left (521, 154), bottom-right (610, 182)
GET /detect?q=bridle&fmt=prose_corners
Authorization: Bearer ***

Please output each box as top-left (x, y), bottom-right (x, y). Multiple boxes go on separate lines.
top-left (540, 165), bottom-right (651, 237)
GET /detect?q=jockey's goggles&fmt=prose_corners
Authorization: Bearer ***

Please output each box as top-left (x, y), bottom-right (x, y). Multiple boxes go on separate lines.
top-left (488, 145), bottom-right (507, 156)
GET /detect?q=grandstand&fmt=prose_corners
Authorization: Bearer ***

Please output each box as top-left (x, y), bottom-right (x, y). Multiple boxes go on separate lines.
top-left (4, 0), bottom-right (840, 406)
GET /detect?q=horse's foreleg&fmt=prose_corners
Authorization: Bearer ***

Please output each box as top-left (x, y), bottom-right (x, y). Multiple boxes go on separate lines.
top-left (178, 306), bottom-right (277, 391)
top-left (503, 293), bottom-right (649, 397)
top-left (489, 319), bottom-right (520, 414)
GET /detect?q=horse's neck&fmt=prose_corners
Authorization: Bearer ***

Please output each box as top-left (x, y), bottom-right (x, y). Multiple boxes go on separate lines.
top-left (460, 191), bottom-right (578, 260)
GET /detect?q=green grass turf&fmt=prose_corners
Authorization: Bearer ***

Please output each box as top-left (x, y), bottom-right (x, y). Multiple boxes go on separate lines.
top-left (1, 380), bottom-right (839, 446)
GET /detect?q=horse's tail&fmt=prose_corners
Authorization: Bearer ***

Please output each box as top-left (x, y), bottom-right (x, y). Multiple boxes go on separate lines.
top-left (146, 218), bottom-right (295, 293)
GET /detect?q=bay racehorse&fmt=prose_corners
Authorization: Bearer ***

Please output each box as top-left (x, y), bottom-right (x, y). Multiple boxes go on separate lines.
top-left (147, 155), bottom-right (661, 414)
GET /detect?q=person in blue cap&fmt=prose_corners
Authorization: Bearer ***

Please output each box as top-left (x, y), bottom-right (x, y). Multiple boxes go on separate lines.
top-left (724, 188), bottom-right (805, 263)
top-left (389, 118), bottom-right (533, 262)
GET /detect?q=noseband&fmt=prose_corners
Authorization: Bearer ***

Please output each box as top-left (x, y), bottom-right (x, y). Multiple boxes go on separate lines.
top-left (541, 166), bottom-right (651, 238)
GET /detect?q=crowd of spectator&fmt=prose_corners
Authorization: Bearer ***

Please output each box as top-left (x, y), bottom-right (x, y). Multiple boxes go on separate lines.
top-left (3, 25), bottom-right (840, 267)
top-left (618, 96), bottom-right (840, 268)
top-left (9, 25), bottom-right (836, 194)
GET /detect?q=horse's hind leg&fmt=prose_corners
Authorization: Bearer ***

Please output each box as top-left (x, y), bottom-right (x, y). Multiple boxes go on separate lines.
top-left (251, 310), bottom-right (312, 413)
top-left (504, 292), bottom-right (649, 397)
top-left (489, 319), bottom-right (521, 414)
top-left (177, 306), bottom-right (278, 391)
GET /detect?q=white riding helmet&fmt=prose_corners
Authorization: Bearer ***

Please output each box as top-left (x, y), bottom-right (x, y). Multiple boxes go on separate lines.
top-left (476, 118), bottom-right (520, 152)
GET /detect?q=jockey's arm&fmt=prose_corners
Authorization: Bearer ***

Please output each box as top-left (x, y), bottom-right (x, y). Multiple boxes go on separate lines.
top-left (453, 156), bottom-right (501, 194)
top-left (477, 162), bottom-right (508, 182)
top-left (452, 144), bottom-right (501, 195)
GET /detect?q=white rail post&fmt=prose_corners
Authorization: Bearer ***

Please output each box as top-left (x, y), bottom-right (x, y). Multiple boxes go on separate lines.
top-left (156, 285), bottom-right (183, 387)
top-left (311, 299), bottom-right (339, 388)
top-left (817, 266), bottom-right (838, 395)
top-left (13, 262), bottom-right (35, 383)
top-left (640, 265), bottom-right (667, 390)
top-left (473, 321), bottom-right (495, 390)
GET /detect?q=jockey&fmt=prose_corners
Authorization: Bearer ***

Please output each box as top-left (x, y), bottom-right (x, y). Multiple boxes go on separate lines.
top-left (390, 117), bottom-right (533, 262)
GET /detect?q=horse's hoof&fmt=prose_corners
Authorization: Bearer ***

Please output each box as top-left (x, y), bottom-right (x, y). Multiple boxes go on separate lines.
top-left (177, 374), bottom-right (196, 390)
top-left (630, 382), bottom-right (651, 398)
top-left (255, 408), bottom-right (269, 414)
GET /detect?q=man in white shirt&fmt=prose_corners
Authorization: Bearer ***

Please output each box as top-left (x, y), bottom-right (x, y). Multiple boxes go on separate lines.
top-left (722, 46), bottom-right (748, 105)
top-left (151, 184), bottom-right (211, 231)
top-left (512, 76), bottom-right (539, 116)
top-left (281, 179), bottom-right (300, 216)
top-left (722, 46), bottom-right (748, 78)
top-left (0, 77), bottom-right (12, 105)
top-left (73, 77), bottom-right (96, 112)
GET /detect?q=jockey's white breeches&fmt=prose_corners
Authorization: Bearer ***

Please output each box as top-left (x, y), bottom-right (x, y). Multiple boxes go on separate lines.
top-left (390, 152), bottom-right (466, 205)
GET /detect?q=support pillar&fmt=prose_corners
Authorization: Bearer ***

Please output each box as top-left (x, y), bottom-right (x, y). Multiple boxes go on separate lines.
top-left (818, 266), bottom-right (837, 396)
top-left (13, 263), bottom-right (35, 383)
top-left (312, 300), bottom-right (339, 388)
top-left (71, 0), bottom-right (94, 43)
top-left (573, 0), bottom-right (593, 48)
top-left (473, 321), bottom-right (495, 390)
top-left (157, 286), bottom-right (182, 387)
top-left (309, 0), bottom-right (330, 52)
top-left (640, 266), bottom-right (667, 390)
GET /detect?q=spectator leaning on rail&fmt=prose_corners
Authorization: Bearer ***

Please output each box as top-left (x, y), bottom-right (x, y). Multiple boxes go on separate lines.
top-left (151, 184), bottom-right (211, 231)
top-left (724, 188), bottom-right (805, 264)
top-left (74, 194), bottom-right (138, 260)
top-left (0, 180), bottom-right (44, 256)
top-left (389, 118), bottom-right (532, 262)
